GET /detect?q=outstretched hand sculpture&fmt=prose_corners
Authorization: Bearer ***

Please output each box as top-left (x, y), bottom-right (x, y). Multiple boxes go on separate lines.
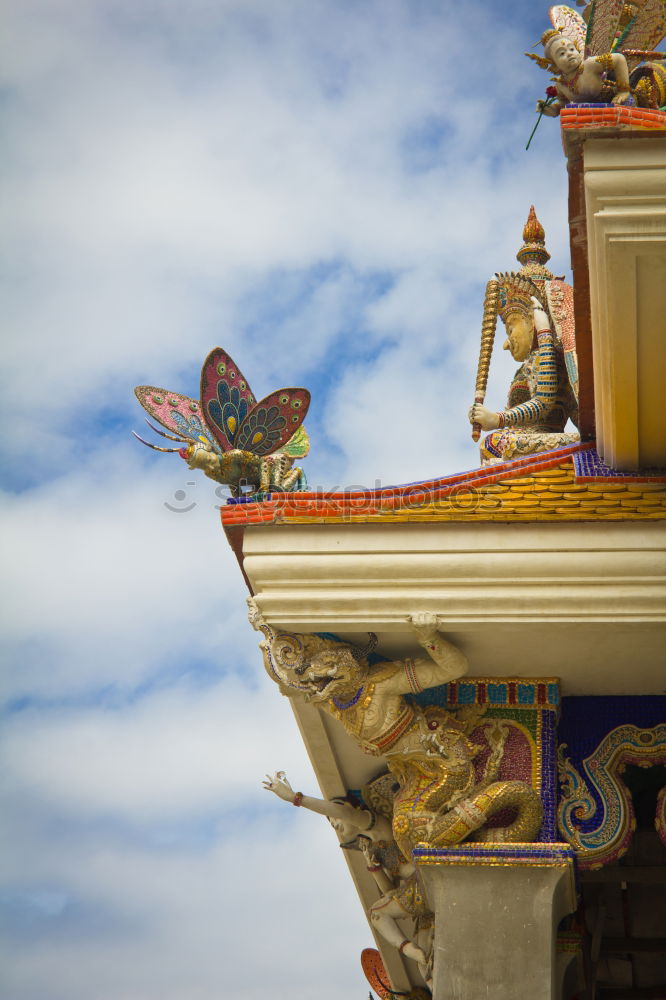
top-left (263, 771), bottom-right (434, 983)
top-left (133, 347), bottom-right (310, 497)
top-left (250, 604), bottom-right (543, 858)
top-left (527, 2), bottom-right (666, 115)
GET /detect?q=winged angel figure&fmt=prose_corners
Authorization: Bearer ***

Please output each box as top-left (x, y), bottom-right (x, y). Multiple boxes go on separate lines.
top-left (527, 1), bottom-right (666, 115)
top-left (133, 348), bottom-right (311, 497)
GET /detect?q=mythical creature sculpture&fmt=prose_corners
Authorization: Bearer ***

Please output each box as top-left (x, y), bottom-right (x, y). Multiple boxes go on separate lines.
top-left (263, 771), bottom-right (434, 985)
top-left (469, 207), bottom-right (580, 464)
top-left (133, 347), bottom-right (310, 496)
top-left (527, 2), bottom-right (666, 115)
top-left (250, 603), bottom-right (543, 856)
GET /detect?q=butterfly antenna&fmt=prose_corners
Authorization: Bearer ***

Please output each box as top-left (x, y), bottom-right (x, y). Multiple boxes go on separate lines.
top-left (144, 418), bottom-right (188, 443)
top-left (132, 431), bottom-right (181, 453)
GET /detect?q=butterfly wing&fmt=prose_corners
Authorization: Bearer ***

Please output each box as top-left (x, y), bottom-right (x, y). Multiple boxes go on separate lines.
top-left (276, 424), bottom-right (310, 460)
top-left (550, 5), bottom-right (586, 52)
top-left (616, 0), bottom-right (666, 63)
top-left (200, 348), bottom-right (256, 452)
top-left (584, 0), bottom-right (626, 54)
top-left (134, 386), bottom-right (222, 453)
top-left (235, 388), bottom-right (311, 457)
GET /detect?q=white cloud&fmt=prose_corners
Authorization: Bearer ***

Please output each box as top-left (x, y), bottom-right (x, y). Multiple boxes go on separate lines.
top-left (1, 0), bottom-right (577, 995)
top-left (0, 446), bottom-right (248, 697)
top-left (2, 809), bottom-right (373, 1000)
top-left (2, 677), bottom-right (308, 820)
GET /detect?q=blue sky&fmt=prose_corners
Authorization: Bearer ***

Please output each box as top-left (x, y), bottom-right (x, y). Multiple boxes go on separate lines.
top-left (1, 1), bottom-right (573, 997)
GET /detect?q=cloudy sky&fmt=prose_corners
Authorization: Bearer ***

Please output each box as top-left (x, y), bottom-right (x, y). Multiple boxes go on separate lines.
top-left (1, 1), bottom-right (573, 997)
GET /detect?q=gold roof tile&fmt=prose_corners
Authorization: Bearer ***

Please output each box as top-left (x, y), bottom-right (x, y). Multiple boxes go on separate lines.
top-left (251, 455), bottom-right (666, 526)
top-left (585, 483), bottom-right (629, 493)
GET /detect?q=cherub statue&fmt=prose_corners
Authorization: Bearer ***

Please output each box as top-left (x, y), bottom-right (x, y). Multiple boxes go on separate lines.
top-left (263, 771), bottom-right (434, 985)
top-left (250, 603), bottom-right (543, 855)
top-left (469, 207), bottom-right (579, 464)
top-left (527, 3), bottom-right (666, 115)
top-left (133, 347), bottom-right (310, 496)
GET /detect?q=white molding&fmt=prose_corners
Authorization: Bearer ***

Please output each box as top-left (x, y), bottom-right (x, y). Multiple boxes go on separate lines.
top-left (243, 520), bottom-right (666, 694)
top-left (584, 136), bottom-right (666, 470)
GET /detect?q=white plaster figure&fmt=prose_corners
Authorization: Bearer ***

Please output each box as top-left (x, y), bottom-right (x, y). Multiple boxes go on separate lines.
top-left (263, 771), bottom-right (433, 983)
top-left (536, 33), bottom-right (632, 116)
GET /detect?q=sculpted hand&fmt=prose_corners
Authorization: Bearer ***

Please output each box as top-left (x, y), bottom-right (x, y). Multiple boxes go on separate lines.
top-left (359, 838), bottom-right (379, 867)
top-left (612, 90), bottom-right (631, 105)
top-left (409, 612), bottom-right (439, 642)
top-left (468, 403), bottom-right (500, 431)
top-left (536, 100), bottom-right (560, 117)
top-left (530, 296), bottom-right (550, 333)
top-left (262, 771), bottom-right (296, 802)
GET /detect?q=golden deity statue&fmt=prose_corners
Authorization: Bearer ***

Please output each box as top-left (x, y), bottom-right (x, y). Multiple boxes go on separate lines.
top-left (469, 206), bottom-right (580, 465)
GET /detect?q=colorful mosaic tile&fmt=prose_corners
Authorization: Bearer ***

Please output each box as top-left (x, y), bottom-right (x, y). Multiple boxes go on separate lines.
top-left (221, 441), bottom-right (666, 527)
top-left (406, 677), bottom-right (560, 842)
top-left (561, 105), bottom-right (666, 131)
top-left (413, 842), bottom-right (576, 866)
top-left (557, 696), bottom-right (666, 869)
top-left (573, 447), bottom-right (666, 483)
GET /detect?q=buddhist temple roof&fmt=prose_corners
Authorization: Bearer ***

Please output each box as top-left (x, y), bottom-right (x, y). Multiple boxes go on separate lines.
top-left (220, 443), bottom-right (666, 530)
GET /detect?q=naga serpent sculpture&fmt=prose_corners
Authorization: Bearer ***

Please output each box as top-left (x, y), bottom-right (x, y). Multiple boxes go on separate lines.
top-left (389, 711), bottom-right (542, 857)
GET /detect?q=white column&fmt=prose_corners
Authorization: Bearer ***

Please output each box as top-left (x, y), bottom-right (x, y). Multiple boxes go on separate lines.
top-left (415, 844), bottom-right (577, 1000)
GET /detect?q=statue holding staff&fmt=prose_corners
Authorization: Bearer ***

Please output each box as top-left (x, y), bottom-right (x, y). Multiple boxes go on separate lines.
top-left (469, 207), bottom-right (580, 465)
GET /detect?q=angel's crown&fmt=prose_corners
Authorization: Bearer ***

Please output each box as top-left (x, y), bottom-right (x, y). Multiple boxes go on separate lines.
top-left (541, 27), bottom-right (564, 48)
top-left (525, 26), bottom-right (565, 70)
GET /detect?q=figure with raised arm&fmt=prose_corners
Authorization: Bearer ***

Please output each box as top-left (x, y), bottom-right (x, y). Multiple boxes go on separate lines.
top-left (250, 604), bottom-right (543, 856)
top-left (263, 771), bottom-right (433, 983)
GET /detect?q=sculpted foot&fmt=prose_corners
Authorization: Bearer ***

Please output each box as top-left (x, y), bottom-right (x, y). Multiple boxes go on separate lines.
top-left (399, 940), bottom-right (427, 964)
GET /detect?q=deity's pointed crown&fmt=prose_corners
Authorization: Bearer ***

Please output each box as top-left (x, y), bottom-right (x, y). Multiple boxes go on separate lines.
top-left (516, 205), bottom-right (555, 284)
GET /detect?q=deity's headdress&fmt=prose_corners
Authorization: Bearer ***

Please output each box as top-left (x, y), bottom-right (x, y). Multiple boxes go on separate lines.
top-left (470, 207), bottom-right (553, 442)
top-left (525, 27), bottom-right (566, 70)
top-left (495, 272), bottom-right (542, 324)
top-left (247, 597), bottom-right (377, 695)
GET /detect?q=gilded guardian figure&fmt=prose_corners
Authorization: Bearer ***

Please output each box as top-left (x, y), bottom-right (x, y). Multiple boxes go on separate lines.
top-left (469, 207), bottom-right (579, 464)
top-left (249, 603), bottom-right (543, 857)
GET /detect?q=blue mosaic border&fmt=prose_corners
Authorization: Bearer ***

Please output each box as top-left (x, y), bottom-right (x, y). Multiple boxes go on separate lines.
top-left (414, 843), bottom-right (576, 865)
top-left (408, 679), bottom-right (560, 711)
top-left (557, 695), bottom-right (666, 834)
top-left (573, 447), bottom-right (666, 482)
top-left (541, 707), bottom-right (558, 842)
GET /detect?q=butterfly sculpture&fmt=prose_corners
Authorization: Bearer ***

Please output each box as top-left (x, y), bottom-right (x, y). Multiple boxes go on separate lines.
top-left (134, 348), bottom-right (311, 497)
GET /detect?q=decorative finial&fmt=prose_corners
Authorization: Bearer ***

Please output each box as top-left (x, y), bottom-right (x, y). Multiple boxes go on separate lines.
top-left (516, 205), bottom-right (551, 270)
top-left (522, 205), bottom-right (545, 244)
